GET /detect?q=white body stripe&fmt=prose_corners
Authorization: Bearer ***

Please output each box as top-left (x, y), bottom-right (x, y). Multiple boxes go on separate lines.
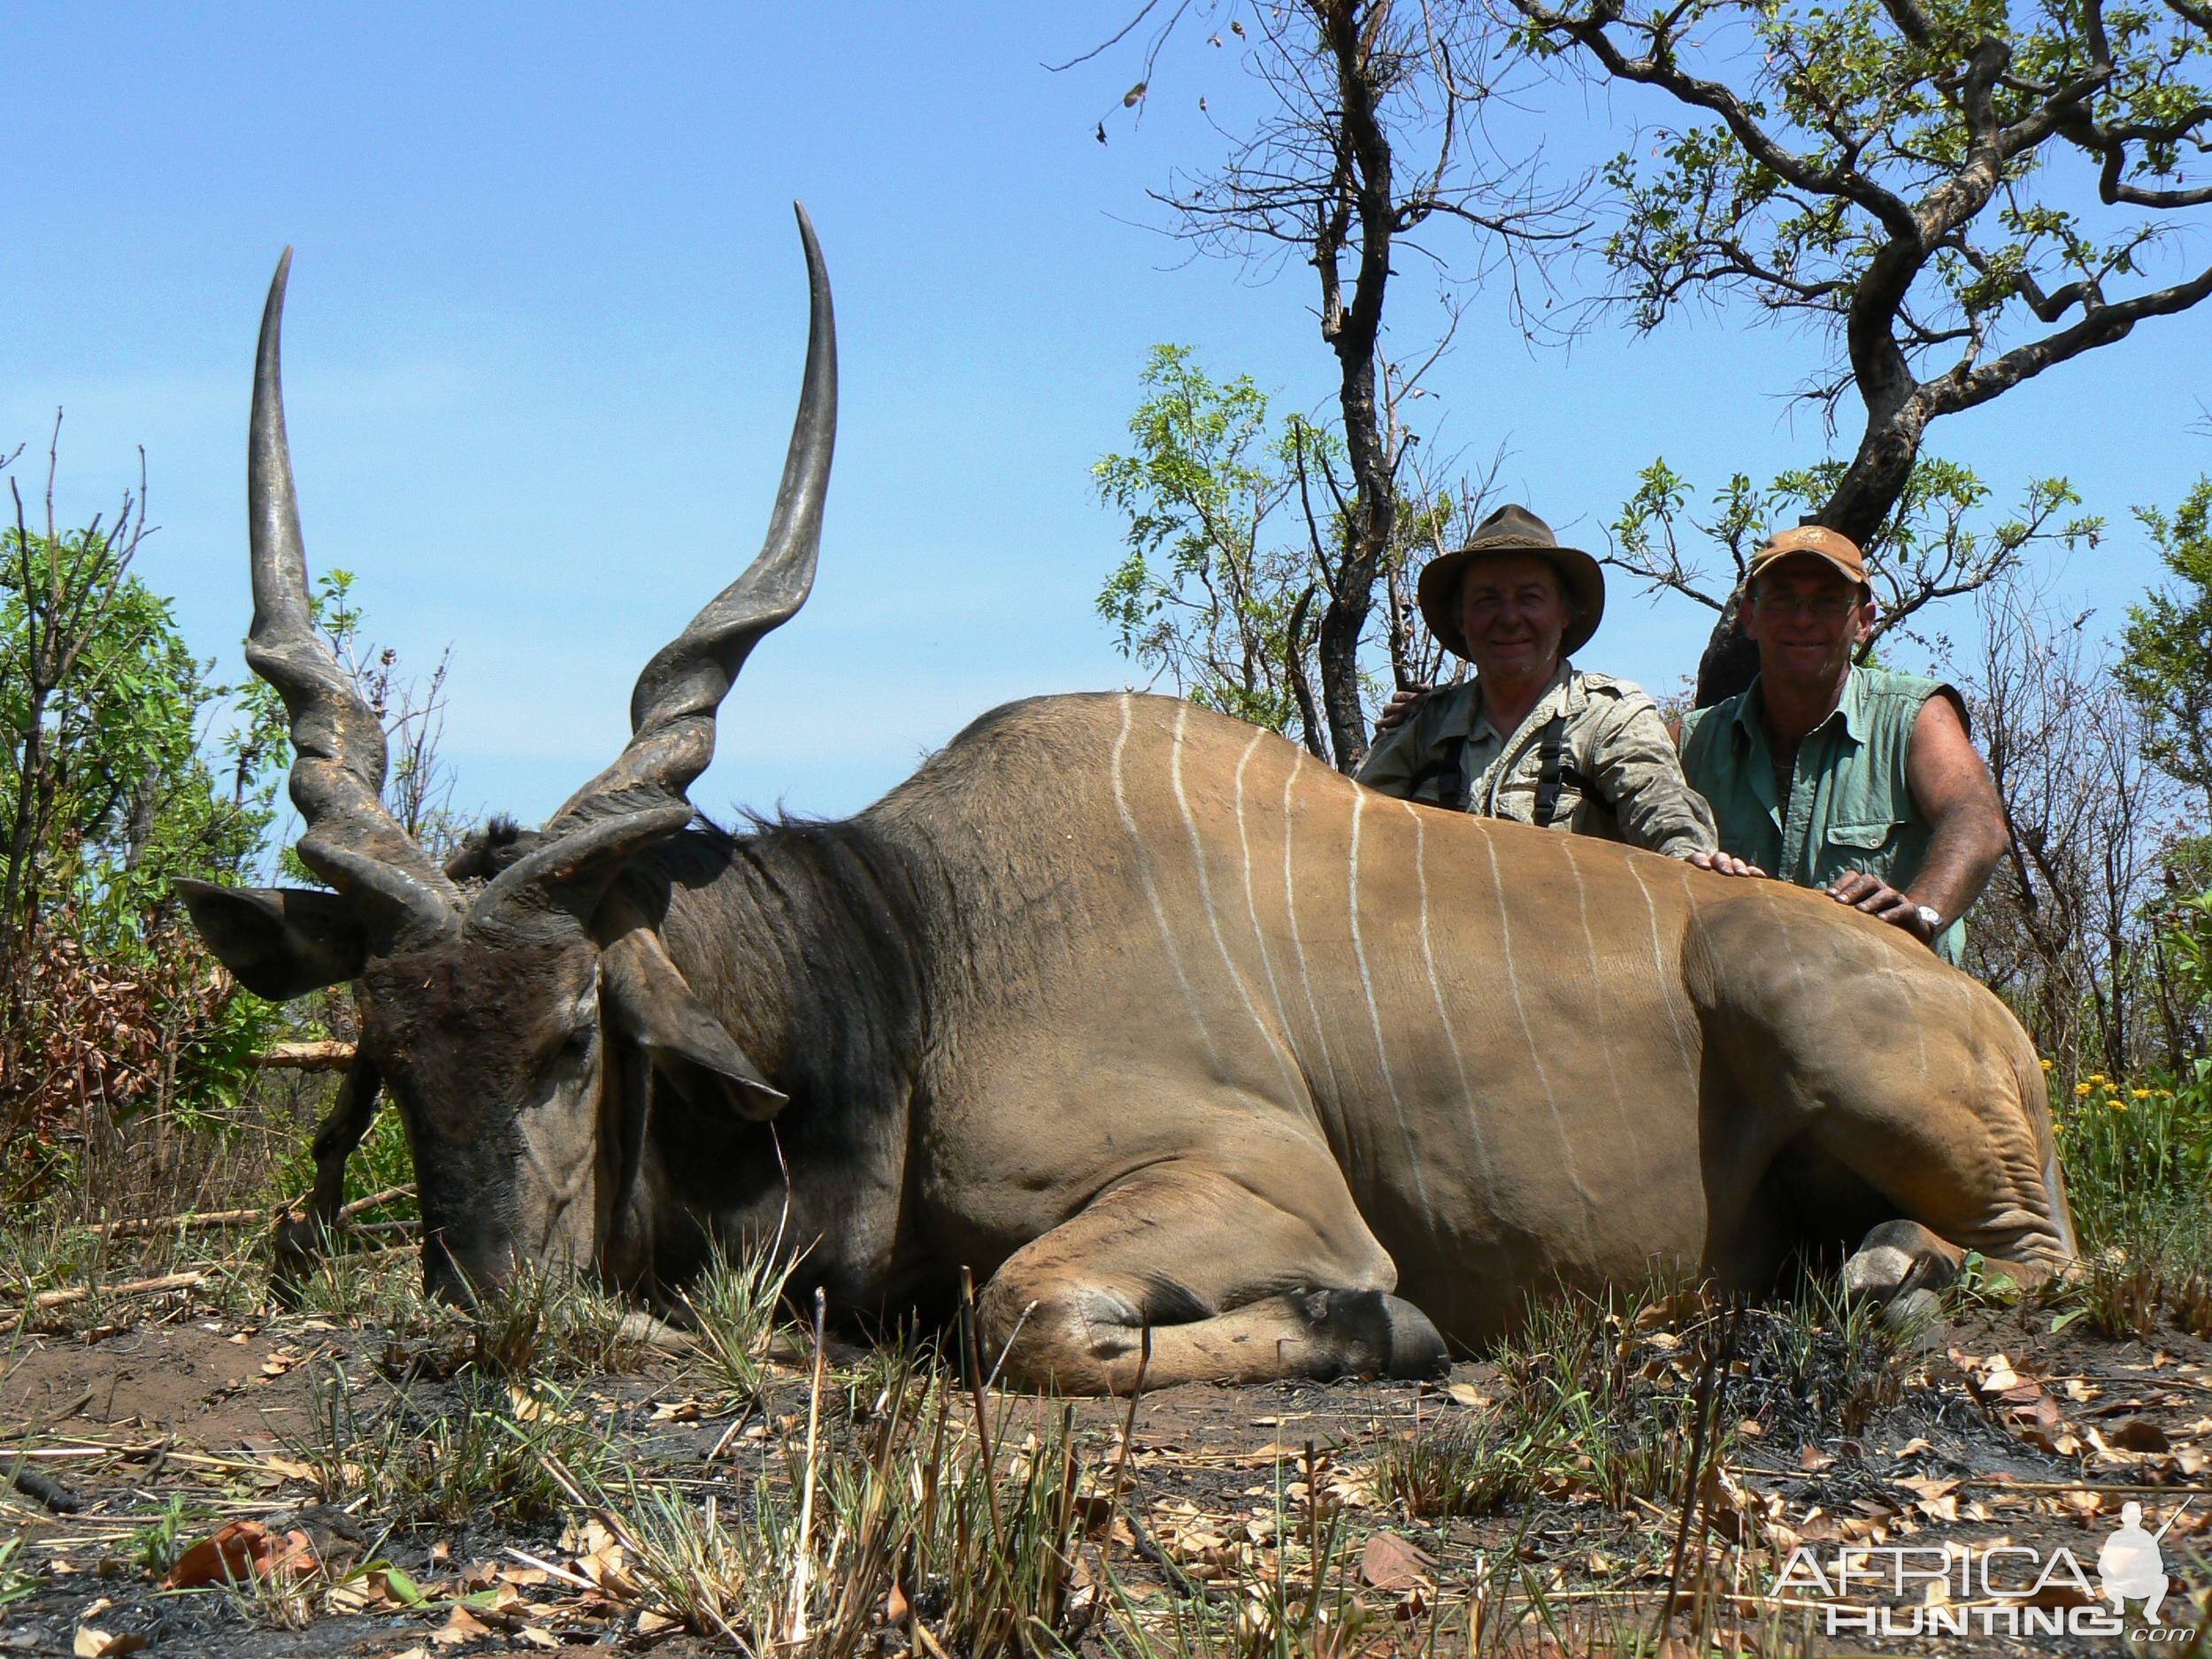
top-left (1402, 800), bottom-right (1492, 1195)
top-left (1170, 706), bottom-right (1306, 1101)
top-left (1484, 833), bottom-right (1593, 1218)
top-left (1348, 793), bottom-right (1430, 1207)
top-left (1628, 859), bottom-right (1701, 1089)
top-left (1111, 695), bottom-right (1221, 1072)
top-left (1279, 753), bottom-right (1343, 1102)
top-left (1233, 730), bottom-right (1303, 1086)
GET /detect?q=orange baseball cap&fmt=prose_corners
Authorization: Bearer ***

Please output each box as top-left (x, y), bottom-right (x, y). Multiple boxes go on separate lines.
top-left (1748, 525), bottom-right (1867, 587)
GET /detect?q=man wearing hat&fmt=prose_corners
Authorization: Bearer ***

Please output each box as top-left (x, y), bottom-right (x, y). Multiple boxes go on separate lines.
top-left (1677, 526), bottom-right (2008, 962)
top-left (1358, 504), bottom-right (1719, 858)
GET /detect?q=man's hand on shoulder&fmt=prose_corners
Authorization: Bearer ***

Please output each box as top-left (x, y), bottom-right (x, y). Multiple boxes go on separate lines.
top-left (1376, 685), bottom-right (1433, 733)
top-left (1829, 870), bottom-right (1934, 940)
top-left (1687, 849), bottom-right (1768, 879)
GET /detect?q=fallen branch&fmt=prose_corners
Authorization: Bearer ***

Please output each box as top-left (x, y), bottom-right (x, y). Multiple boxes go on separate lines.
top-left (88, 1183), bottom-right (413, 1240)
top-left (248, 1041), bottom-right (356, 1071)
top-left (90, 1203), bottom-right (279, 1240)
top-left (332, 1186), bottom-right (412, 1223)
top-left (4, 1269), bottom-right (208, 1330)
top-left (4, 1461), bottom-right (83, 1514)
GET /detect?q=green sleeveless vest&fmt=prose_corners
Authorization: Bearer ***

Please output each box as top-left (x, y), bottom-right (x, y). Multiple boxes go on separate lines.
top-left (1678, 666), bottom-right (1964, 962)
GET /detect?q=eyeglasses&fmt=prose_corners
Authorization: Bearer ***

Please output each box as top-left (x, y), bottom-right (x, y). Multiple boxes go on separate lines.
top-left (1752, 590), bottom-right (1861, 620)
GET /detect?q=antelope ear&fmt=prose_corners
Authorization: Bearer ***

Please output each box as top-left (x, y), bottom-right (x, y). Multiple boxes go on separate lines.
top-left (176, 879), bottom-right (370, 999)
top-left (601, 928), bottom-right (787, 1122)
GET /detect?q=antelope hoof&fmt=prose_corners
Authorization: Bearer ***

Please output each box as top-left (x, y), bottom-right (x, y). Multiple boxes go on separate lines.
top-left (1842, 1220), bottom-right (1959, 1327)
top-left (1381, 1294), bottom-right (1451, 1379)
top-left (1841, 1243), bottom-right (1917, 1302)
top-left (1301, 1288), bottom-right (1448, 1380)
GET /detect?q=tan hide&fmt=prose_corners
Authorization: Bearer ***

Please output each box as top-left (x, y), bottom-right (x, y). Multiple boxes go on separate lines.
top-left (868, 694), bottom-right (2073, 1393)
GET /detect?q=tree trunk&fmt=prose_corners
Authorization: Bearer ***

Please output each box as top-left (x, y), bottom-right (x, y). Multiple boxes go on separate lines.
top-left (1690, 401), bottom-right (1926, 707)
top-left (1312, 0), bottom-right (1398, 771)
top-left (1286, 587), bottom-right (1330, 764)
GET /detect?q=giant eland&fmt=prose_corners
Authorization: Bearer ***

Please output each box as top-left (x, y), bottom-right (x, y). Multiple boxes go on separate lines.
top-left (180, 210), bottom-right (2077, 1393)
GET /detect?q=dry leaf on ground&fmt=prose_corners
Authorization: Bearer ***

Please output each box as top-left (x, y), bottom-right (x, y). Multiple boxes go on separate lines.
top-left (161, 1519), bottom-right (317, 1588)
top-left (73, 1629), bottom-right (148, 1658)
top-left (431, 1605), bottom-right (495, 1647)
top-left (1361, 1530), bottom-right (1435, 1591)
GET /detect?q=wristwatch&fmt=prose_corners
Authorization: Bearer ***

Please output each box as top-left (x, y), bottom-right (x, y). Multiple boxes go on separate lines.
top-left (1913, 903), bottom-right (1942, 937)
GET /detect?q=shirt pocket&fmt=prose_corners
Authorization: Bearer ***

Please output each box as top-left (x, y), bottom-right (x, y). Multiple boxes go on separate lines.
top-left (1826, 818), bottom-right (1901, 854)
top-left (1493, 769), bottom-right (1583, 827)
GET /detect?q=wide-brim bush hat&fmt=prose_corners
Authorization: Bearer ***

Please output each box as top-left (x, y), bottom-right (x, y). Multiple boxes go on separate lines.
top-left (1416, 503), bottom-right (1606, 661)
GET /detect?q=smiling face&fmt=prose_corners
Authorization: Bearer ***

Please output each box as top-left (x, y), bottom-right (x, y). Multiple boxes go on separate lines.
top-left (1742, 555), bottom-right (1876, 695)
top-left (1455, 553), bottom-right (1573, 687)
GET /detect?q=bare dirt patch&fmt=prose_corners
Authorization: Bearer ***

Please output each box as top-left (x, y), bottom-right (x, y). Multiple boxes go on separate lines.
top-left (3, 1285), bottom-right (2208, 1657)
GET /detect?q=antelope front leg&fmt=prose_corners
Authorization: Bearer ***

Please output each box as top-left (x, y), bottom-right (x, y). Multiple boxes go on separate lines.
top-left (973, 1151), bottom-right (1446, 1394)
top-left (271, 1057), bottom-right (382, 1299)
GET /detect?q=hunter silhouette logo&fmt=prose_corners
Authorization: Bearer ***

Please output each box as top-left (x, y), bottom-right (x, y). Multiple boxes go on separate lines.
top-left (2101, 1501), bottom-right (2185, 1624)
top-left (1774, 1496), bottom-right (2198, 1639)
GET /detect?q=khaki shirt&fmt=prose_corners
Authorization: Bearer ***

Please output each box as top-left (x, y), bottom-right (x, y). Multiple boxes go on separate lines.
top-left (1356, 663), bottom-right (1718, 859)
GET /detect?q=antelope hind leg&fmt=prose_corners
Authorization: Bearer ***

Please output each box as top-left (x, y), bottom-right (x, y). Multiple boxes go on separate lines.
top-left (974, 1154), bottom-right (1446, 1394)
top-left (1807, 1021), bottom-right (2071, 1317)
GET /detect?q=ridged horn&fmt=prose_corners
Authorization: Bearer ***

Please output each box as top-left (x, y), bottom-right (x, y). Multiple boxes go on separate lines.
top-left (249, 249), bottom-right (463, 947)
top-left (545, 201), bottom-right (837, 838)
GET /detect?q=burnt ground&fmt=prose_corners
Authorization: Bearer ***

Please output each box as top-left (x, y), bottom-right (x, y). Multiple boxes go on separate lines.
top-left (2, 1287), bottom-right (2208, 1658)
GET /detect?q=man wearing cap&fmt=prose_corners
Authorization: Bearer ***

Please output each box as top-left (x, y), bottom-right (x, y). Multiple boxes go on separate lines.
top-left (1676, 526), bottom-right (2008, 961)
top-left (1357, 504), bottom-right (1718, 858)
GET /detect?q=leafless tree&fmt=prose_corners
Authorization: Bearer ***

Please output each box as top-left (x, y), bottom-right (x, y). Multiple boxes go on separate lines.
top-left (1082, 0), bottom-right (1584, 768)
top-left (1959, 571), bottom-right (2184, 1072)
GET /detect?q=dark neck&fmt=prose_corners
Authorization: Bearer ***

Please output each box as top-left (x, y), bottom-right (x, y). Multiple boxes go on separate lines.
top-left (629, 818), bottom-right (938, 1307)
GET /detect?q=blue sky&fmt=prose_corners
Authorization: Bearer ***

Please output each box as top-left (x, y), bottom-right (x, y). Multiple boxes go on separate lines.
top-left (7, 4), bottom-right (2208, 833)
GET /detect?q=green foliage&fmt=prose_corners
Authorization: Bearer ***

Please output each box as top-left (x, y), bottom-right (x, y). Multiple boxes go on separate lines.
top-left (270, 1089), bottom-right (416, 1226)
top-left (1366, 1388), bottom-right (1576, 1518)
top-left (298, 1361), bottom-right (617, 1531)
top-left (128, 1493), bottom-right (202, 1578)
top-left (1526, 0), bottom-right (2211, 604)
top-left (1094, 345), bottom-right (1336, 734)
top-left (0, 508), bottom-right (287, 1160)
top-left (1610, 451), bottom-right (2099, 644)
top-left (610, 1351), bottom-right (1096, 1655)
top-left (680, 1237), bottom-right (806, 1407)
top-left (2119, 477), bottom-right (2212, 818)
top-left (1094, 344), bottom-right (1464, 747)
top-left (0, 1535), bottom-right (33, 1610)
top-left (1545, 0), bottom-right (2212, 375)
top-left (0, 526), bottom-right (273, 933)
top-left (2056, 1072), bottom-right (2210, 1234)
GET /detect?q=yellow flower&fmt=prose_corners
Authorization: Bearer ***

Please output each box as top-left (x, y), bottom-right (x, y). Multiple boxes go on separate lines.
top-left (2089, 1073), bottom-right (2108, 1084)
top-left (2111, 1100), bottom-right (2128, 1113)
top-left (2132, 1088), bottom-right (2152, 1099)
top-left (2039, 1057), bottom-right (2055, 1071)
top-left (2075, 1082), bottom-right (2093, 1096)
